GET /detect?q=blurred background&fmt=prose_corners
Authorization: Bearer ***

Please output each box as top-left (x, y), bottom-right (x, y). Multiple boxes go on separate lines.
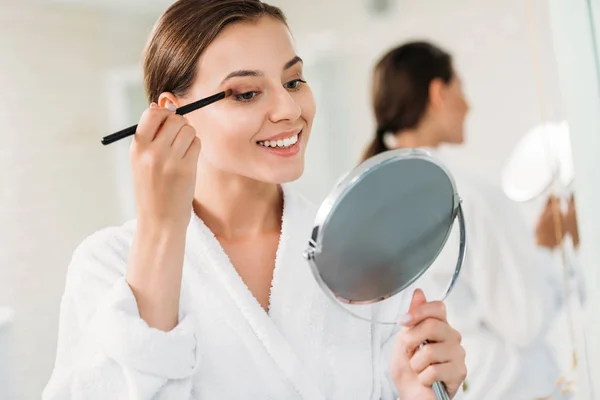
top-left (1, 0), bottom-right (600, 398)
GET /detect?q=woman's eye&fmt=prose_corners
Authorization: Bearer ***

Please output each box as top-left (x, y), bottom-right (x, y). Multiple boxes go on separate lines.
top-left (284, 79), bottom-right (307, 90)
top-left (233, 80), bottom-right (306, 103)
top-left (235, 91), bottom-right (259, 102)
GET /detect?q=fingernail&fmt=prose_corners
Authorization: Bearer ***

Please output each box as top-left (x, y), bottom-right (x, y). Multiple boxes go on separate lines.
top-left (166, 104), bottom-right (177, 111)
top-left (400, 313), bottom-right (412, 325)
top-left (149, 102), bottom-right (157, 109)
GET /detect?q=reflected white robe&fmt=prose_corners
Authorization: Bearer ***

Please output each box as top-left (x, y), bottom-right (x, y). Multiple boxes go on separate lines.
top-left (419, 149), bottom-right (567, 400)
top-left (43, 185), bottom-right (464, 400)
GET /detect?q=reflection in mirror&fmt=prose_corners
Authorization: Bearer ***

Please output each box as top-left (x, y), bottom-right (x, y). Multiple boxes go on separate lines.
top-left (502, 121), bottom-right (574, 203)
top-left (541, 0), bottom-right (600, 397)
top-left (503, 1), bottom-right (593, 395)
top-left (357, 31), bottom-right (585, 398)
top-left (502, 120), bottom-right (587, 399)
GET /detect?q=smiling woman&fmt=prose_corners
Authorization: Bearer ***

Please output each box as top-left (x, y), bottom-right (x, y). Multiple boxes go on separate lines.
top-left (42, 1), bottom-right (466, 399)
top-left (144, 3), bottom-right (315, 186)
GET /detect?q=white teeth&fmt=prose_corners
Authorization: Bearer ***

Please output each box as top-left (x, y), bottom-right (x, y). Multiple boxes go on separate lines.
top-left (258, 133), bottom-right (299, 148)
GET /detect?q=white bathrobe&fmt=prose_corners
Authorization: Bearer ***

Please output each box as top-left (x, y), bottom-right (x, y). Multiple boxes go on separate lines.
top-left (43, 185), bottom-right (464, 400)
top-left (417, 149), bottom-right (568, 400)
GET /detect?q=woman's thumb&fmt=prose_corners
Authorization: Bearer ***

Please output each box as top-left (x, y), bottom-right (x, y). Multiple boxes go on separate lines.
top-left (408, 288), bottom-right (427, 314)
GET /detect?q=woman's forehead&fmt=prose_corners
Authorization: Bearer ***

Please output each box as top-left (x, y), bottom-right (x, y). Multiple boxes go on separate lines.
top-left (197, 17), bottom-right (298, 84)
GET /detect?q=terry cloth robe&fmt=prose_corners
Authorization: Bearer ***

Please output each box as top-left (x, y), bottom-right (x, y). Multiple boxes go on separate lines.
top-left (43, 185), bottom-right (465, 400)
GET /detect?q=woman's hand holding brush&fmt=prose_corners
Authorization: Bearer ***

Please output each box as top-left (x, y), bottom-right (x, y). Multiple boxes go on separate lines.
top-left (130, 102), bottom-right (200, 230)
top-left (126, 102), bottom-right (201, 332)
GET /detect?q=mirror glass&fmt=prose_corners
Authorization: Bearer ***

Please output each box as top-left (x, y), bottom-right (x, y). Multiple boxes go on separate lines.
top-left (306, 149), bottom-right (465, 325)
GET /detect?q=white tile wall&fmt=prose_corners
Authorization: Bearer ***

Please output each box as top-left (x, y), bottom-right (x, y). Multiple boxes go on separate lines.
top-left (0, 4), bottom-right (150, 398)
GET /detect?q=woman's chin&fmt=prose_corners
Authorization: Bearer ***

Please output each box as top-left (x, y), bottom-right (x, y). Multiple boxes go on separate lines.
top-left (263, 164), bottom-right (305, 185)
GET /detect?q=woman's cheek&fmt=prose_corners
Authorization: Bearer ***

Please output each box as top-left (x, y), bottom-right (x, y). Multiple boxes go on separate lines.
top-left (194, 104), bottom-right (265, 145)
top-left (222, 107), bottom-right (266, 140)
top-left (297, 87), bottom-right (316, 114)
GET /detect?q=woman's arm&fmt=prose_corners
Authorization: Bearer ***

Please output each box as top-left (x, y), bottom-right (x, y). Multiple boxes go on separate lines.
top-left (125, 103), bottom-right (201, 332)
top-left (44, 103), bottom-right (203, 399)
top-left (42, 228), bottom-right (198, 400)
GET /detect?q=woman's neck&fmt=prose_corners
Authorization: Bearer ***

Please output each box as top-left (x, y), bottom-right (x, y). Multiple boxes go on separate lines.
top-left (393, 121), bottom-right (443, 149)
top-left (393, 131), bottom-right (442, 149)
top-left (193, 167), bottom-right (283, 239)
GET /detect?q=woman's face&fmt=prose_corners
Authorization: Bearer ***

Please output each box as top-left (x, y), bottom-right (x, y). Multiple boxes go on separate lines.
top-left (437, 73), bottom-right (469, 144)
top-left (178, 16), bottom-right (316, 184)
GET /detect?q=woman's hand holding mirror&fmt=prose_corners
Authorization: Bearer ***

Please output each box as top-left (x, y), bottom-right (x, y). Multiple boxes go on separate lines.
top-left (389, 289), bottom-right (466, 399)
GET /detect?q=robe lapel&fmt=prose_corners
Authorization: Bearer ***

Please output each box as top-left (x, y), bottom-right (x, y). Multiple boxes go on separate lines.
top-left (184, 185), bottom-right (327, 400)
top-left (269, 188), bottom-right (376, 399)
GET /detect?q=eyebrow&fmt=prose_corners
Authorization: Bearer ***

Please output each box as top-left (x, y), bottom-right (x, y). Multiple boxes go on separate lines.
top-left (220, 56), bottom-right (303, 85)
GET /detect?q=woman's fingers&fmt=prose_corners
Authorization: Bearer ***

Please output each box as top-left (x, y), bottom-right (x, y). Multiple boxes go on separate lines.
top-left (409, 341), bottom-right (465, 374)
top-left (171, 124), bottom-right (198, 159)
top-left (402, 300), bottom-right (447, 328)
top-left (184, 135), bottom-right (202, 160)
top-left (401, 318), bottom-right (461, 356)
top-left (154, 113), bottom-right (189, 148)
top-left (135, 103), bottom-right (173, 145)
top-left (401, 289), bottom-right (447, 329)
top-left (129, 101), bottom-right (200, 229)
top-left (417, 360), bottom-right (467, 389)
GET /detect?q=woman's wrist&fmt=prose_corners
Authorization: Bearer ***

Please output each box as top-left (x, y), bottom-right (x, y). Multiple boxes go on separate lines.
top-left (126, 219), bottom-right (188, 331)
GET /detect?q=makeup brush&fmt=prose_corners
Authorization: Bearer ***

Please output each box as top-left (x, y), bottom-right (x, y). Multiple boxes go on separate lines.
top-left (101, 89), bottom-right (233, 145)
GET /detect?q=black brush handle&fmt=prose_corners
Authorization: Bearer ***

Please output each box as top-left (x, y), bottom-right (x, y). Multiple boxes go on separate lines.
top-left (101, 90), bottom-right (229, 146)
top-left (175, 90), bottom-right (228, 115)
top-left (101, 124), bottom-right (137, 145)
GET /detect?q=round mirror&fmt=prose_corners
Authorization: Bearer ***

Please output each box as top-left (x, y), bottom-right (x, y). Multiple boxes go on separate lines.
top-left (502, 121), bottom-right (574, 202)
top-left (303, 148), bottom-right (466, 326)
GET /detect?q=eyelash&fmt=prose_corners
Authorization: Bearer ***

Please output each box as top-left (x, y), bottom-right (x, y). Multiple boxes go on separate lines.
top-left (233, 79), bottom-right (307, 103)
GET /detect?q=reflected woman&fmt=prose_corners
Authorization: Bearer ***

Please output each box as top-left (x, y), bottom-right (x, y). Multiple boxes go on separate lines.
top-left (361, 41), bottom-right (569, 399)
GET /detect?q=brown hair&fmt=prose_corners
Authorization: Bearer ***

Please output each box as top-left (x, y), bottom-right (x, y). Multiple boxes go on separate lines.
top-left (360, 41), bottom-right (453, 162)
top-left (143, 0), bottom-right (287, 104)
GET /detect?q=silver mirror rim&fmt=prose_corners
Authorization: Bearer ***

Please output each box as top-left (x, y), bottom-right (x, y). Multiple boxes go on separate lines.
top-left (303, 148), bottom-right (465, 316)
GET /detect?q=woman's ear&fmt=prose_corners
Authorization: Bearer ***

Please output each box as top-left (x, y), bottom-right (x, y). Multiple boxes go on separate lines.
top-left (428, 78), bottom-right (445, 110)
top-left (157, 92), bottom-right (179, 110)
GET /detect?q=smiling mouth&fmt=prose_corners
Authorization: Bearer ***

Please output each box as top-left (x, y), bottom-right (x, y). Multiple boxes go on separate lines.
top-left (256, 132), bottom-right (300, 149)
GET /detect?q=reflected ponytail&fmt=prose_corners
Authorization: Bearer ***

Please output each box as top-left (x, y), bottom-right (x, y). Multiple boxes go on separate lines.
top-left (361, 41), bottom-right (453, 164)
top-left (360, 127), bottom-right (389, 163)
